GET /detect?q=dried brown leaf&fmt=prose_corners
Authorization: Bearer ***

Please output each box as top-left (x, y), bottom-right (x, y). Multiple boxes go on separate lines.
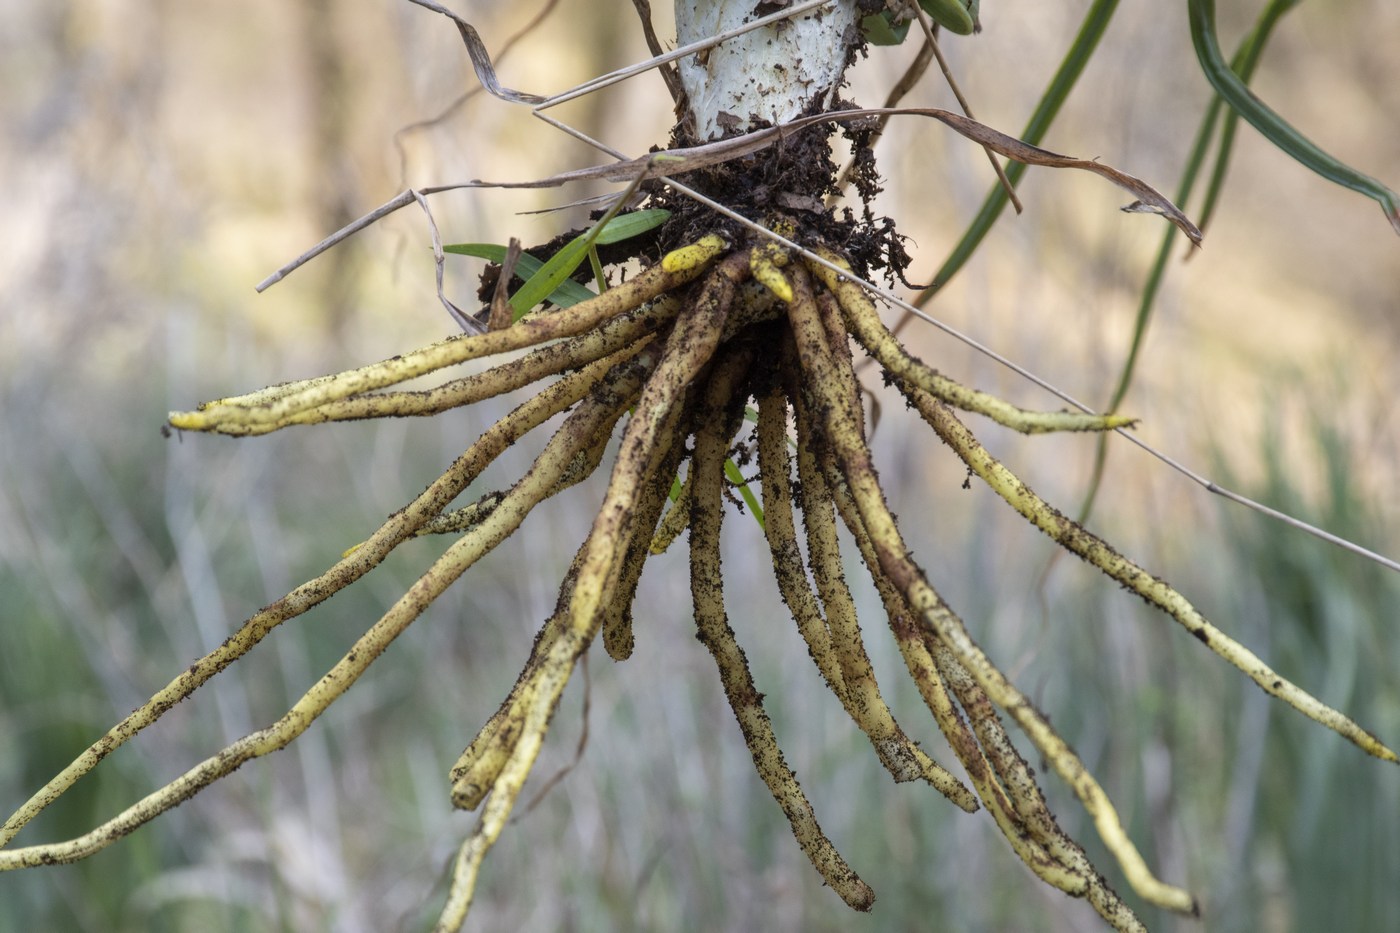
top-left (470, 108), bottom-right (1202, 246)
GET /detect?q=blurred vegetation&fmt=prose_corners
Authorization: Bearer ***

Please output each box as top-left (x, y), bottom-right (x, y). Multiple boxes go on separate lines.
top-left (1, 1), bottom-right (1396, 930)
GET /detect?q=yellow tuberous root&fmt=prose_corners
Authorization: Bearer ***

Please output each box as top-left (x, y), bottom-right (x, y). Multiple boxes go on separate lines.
top-left (13, 231), bottom-right (1390, 933)
top-left (660, 232), bottom-right (729, 274)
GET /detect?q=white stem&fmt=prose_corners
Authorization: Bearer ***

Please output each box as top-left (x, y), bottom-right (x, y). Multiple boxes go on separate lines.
top-left (674, 0), bottom-right (861, 140)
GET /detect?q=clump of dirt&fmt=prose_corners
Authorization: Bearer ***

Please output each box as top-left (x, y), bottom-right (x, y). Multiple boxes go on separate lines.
top-left (648, 100), bottom-right (910, 286)
top-left (478, 101), bottom-right (911, 306)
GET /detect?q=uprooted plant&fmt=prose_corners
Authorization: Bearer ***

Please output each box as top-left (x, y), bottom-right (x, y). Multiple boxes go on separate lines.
top-left (4, 1), bottom-right (1397, 931)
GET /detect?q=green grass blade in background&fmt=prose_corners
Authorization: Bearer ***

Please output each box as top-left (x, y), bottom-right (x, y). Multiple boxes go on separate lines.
top-left (1192, 0), bottom-right (1301, 242)
top-left (1205, 391), bottom-right (1400, 932)
top-left (917, 0), bottom-right (1121, 299)
top-left (1189, 0), bottom-right (1400, 235)
top-left (1070, 0), bottom-right (1301, 529)
top-left (722, 458), bottom-right (764, 529)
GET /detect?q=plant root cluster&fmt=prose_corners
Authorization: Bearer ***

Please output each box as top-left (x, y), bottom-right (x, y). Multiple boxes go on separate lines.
top-left (3, 224), bottom-right (1394, 933)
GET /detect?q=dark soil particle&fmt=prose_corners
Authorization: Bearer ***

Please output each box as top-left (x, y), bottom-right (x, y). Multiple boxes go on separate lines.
top-left (647, 98), bottom-right (910, 285)
top-left (478, 98), bottom-right (911, 305)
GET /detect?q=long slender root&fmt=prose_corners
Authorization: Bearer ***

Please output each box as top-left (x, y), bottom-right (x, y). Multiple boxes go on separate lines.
top-left (784, 261), bottom-right (1198, 915)
top-left (806, 250), bottom-right (1135, 434)
top-left (823, 452), bottom-right (1133, 917)
top-left (566, 250), bottom-right (747, 630)
top-left (756, 388), bottom-right (847, 698)
top-left (12, 229), bottom-right (1391, 933)
top-left (793, 396), bottom-right (974, 805)
top-left (904, 386), bottom-right (1398, 765)
top-left (443, 260), bottom-right (747, 909)
top-left (798, 327), bottom-right (1147, 930)
top-left (447, 254), bottom-right (749, 810)
top-left (601, 423), bottom-right (688, 660)
top-left (269, 298), bottom-right (681, 432)
top-left (1, 339), bottom-right (645, 850)
top-left (689, 344), bottom-right (875, 911)
top-left (0, 347), bottom-right (646, 868)
top-left (169, 235), bottom-right (727, 434)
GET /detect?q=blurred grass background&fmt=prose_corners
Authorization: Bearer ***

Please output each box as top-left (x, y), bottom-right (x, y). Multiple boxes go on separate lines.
top-left (1, 1), bottom-right (1397, 930)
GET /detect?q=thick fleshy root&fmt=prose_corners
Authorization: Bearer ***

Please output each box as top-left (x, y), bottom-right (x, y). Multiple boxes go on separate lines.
top-left (6, 232), bottom-right (1393, 933)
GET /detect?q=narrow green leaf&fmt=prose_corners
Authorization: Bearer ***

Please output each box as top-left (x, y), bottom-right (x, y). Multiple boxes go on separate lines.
top-left (508, 236), bottom-right (592, 316)
top-left (509, 210), bottom-right (669, 317)
top-left (511, 209), bottom-right (673, 318)
top-left (1189, 0), bottom-right (1400, 236)
top-left (588, 245), bottom-right (607, 294)
top-left (444, 209), bottom-right (670, 317)
top-left (723, 458), bottom-right (765, 530)
top-left (920, 0), bottom-right (974, 36)
top-left (593, 208), bottom-right (670, 245)
top-left (1072, 0), bottom-right (1302, 530)
top-left (442, 243), bottom-right (596, 307)
top-left (442, 242), bottom-right (510, 262)
top-left (920, 0), bottom-right (1121, 297)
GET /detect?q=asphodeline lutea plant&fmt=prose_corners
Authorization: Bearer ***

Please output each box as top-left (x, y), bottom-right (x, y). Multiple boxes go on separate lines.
top-left (2, 1), bottom-right (1396, 931)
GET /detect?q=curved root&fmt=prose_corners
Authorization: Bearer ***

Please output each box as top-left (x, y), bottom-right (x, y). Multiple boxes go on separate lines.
top-left (8, 232), bottom-right (1391, 933)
